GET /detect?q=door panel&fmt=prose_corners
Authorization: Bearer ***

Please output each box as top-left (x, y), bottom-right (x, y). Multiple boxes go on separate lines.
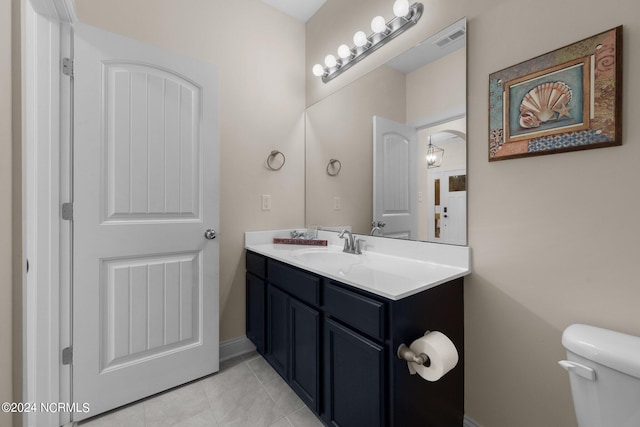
top-left (104, 63), bottom-right (201, 221)
top-left (101, 253), bottom-right (200, 371)
top-left (73, 23), bottom-right (219, 421)
top-left (246, 273), bottom-right (266, 354)
top-left (290, 298), bottom-right (320, 412)
top-left (324, 319), bottom-right (385, 427)
top-left (266, 285), bottom-right (290, 379)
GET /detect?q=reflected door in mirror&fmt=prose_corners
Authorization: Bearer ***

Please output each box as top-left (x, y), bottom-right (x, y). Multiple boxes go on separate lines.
top-left (428, 169), bottom-right (466, 245)
top-left (373, 116), bottom-right (418, 239)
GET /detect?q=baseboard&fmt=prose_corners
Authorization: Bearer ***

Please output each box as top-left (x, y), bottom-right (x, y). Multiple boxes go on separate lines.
top-left (219, 335), bottom-right (256, 362)
top-left (463, 415), bottom-right (481, 427)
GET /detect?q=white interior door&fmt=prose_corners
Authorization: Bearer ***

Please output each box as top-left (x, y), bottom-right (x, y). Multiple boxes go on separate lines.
top-left (72, 23), bottom-right (219, 421)
top-left (427, 169), bottom-right (466, 245)
top-left (373, 116), bottom-right (418, 239)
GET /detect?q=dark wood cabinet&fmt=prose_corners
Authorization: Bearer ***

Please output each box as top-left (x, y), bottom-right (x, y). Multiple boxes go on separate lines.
top-left (266, 284), bottom-right (289, 378)
top-left (289, 298), bottom-right (320, 412)
top-left (246, 252), bottom-right (267, 355)
top-left (324, 318), bottom-right (385, 427)
top-left (258, 257), bottom-right (321, 412)
top-left (245, 250), bottom-right (464, 426)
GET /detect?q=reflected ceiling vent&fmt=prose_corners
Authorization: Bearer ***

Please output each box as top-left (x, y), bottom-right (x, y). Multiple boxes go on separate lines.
top-left (433, 24), bottom-right (466, 48)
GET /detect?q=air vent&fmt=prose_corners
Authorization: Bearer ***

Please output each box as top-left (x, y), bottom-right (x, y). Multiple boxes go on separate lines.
top-left (449, 29), bottom-right (465, 40)
top-left (433, 25), bottom-right (466, 49)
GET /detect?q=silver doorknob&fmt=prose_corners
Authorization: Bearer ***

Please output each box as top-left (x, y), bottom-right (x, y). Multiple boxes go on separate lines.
top-left (204, 229), bottom-right (217, 240)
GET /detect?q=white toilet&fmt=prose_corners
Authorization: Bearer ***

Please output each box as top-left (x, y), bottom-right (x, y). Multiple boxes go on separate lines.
top-left (560, 324), bottom-right (640, 427)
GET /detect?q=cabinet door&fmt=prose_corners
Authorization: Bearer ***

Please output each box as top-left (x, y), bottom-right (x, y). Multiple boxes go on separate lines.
top-left (324, 319), bottom-right (385, 427)
top-left (246, 272), bottom-right (266, 354)
top-left (266, 285), bottom-right (289, 379)
top-left (289, 298), bottom-right (320, 413)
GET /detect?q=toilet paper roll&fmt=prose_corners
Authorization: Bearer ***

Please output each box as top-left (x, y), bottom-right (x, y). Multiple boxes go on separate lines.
top-left (408, 331), bottom-right (459, 381)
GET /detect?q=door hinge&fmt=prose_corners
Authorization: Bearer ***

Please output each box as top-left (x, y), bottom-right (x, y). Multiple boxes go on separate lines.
top-left (62, 347), bottom-right (73, 365)
top-left (61, 202), bottom-right (73, 221)
top-left (62, 57), bottom-right (74, 77)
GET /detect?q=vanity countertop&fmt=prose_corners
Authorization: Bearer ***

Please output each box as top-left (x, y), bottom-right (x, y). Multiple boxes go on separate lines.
top-left (245, 229), bottom-right (471, 300)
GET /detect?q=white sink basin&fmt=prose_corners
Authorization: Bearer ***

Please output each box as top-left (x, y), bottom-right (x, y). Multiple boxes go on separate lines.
top-left (291, 247), bottom-right (468, 290)
top-left (292, 248), bottom-right (361, 269)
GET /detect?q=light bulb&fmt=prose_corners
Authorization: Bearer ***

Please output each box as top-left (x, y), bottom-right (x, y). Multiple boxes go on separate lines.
top-left (426, 152), bottom-right (436, 165)
top-left (312, 64), bottom-right (325, 77)
top-left (353, 31), bottom-right (368, 47)
top-left (324, 54), bottom-right (337, 68)
top-left (371, 16), bottom-right (387, 34)
top-left (338, 44), bottom-right (352, 59)
top-left (393, 0), bottom-right (410, 17)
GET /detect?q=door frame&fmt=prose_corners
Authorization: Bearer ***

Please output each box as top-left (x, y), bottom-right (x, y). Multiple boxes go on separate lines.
top-left (23, 0), bottom-right (76, 425)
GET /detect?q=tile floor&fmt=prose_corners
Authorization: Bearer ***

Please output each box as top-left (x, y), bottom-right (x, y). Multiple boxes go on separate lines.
top-left (79, 352), bottom-right (325, 427)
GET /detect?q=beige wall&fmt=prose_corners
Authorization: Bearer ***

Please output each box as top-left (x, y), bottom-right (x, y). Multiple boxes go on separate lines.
top-left (1, 0), bottom-right (13, 424)
top-left (308, 0), bottom-right (640, 426)
top-left (75, 0), bottom-right (306, 342)
top-left (406, 47), bottom-right (466, 123)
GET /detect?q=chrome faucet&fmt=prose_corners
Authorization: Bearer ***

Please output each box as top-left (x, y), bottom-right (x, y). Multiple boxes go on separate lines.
top-left (338, 229), bottom-right (364, 254)
top-left (370, 220), bottom-right (385, 236)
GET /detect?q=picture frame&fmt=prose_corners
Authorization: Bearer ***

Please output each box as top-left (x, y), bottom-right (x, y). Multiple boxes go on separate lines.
top-left (489, 26), bottom-right (622, 161)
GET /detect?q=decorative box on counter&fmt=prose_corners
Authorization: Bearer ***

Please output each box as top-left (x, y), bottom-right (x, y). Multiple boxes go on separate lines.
top-left (273, 238), bottom-right (328, 246)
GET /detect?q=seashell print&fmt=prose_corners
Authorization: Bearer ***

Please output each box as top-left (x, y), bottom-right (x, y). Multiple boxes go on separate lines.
top-left (518, 81), bottom-right (572, 129)
top-left (519, 110), bottom-right (540, 129)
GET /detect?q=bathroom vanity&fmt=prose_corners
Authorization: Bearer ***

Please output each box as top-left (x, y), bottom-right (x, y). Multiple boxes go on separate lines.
top-left (245, 230), bottom-right (470, 427)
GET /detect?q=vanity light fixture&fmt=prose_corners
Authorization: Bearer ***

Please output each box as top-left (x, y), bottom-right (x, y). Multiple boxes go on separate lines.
top-left (312, 0), bottom-right (423, 83)
top-left (426, 135), bottom-right (444, 168)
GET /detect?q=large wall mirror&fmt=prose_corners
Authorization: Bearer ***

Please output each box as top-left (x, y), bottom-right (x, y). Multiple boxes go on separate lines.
top-left (305, 18), bottom-right (467, 245)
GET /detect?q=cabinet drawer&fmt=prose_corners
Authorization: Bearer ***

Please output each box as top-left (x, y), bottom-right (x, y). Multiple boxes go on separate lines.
top-left (268, 260), bottom-right (320, 307)
top-left (324, 282), bottom-right (386, 341)
top-left (246, 251), bottom-right (266, 279)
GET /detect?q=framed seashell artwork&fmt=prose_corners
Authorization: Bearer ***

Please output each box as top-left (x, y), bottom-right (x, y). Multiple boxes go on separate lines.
top-left (488, 26), bottom-right (622, 161)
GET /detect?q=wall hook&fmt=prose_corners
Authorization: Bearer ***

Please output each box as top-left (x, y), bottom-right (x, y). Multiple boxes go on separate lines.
top-left (326, 158), bottom-right (342, 176)
top-left (266, 150), bottom-right (286, 171)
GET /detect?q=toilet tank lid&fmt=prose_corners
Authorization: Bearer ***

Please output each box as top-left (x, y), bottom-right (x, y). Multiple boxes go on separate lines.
top-left (562, 324), bottom-right (640, 379)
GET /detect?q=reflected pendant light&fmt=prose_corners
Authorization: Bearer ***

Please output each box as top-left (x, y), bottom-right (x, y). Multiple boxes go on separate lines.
top-left (426, 135), bottom-right (444, 168)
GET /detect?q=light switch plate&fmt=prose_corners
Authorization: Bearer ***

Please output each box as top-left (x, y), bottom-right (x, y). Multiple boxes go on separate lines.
top-left (262, 195), bottom-right (272, 211)
top-left (333, 196), bottom-right (341, 210)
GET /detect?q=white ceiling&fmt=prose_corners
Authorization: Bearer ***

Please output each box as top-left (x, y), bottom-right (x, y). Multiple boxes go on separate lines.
top-left (260, 0), bottom-right (327, 23)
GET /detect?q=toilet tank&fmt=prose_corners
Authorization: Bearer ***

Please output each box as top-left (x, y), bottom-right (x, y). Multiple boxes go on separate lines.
top-left (560, 324), bottom-right (640, 427)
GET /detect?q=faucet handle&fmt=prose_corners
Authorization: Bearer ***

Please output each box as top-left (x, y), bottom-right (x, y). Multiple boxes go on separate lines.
top-left (354, 238), bottom-right (366, 254)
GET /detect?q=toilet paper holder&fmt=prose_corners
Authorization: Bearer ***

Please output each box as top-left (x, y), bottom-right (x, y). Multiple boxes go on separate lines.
top-left (397, 330), bottom-right (431, 368)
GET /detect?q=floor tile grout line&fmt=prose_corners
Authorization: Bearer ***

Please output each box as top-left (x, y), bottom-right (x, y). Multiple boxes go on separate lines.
top-left (245, 358), bottom-right (296, 427)
top-left (200, 358), bottom-right (245, 427)
top-left (245, 358), bottom-right (280, 405)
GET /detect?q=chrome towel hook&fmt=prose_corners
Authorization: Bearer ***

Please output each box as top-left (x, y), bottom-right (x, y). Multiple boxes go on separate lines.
top-left (266, 150), bottom-right (286, 171)
top-left (326, 158), bottom-right (342, 176)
